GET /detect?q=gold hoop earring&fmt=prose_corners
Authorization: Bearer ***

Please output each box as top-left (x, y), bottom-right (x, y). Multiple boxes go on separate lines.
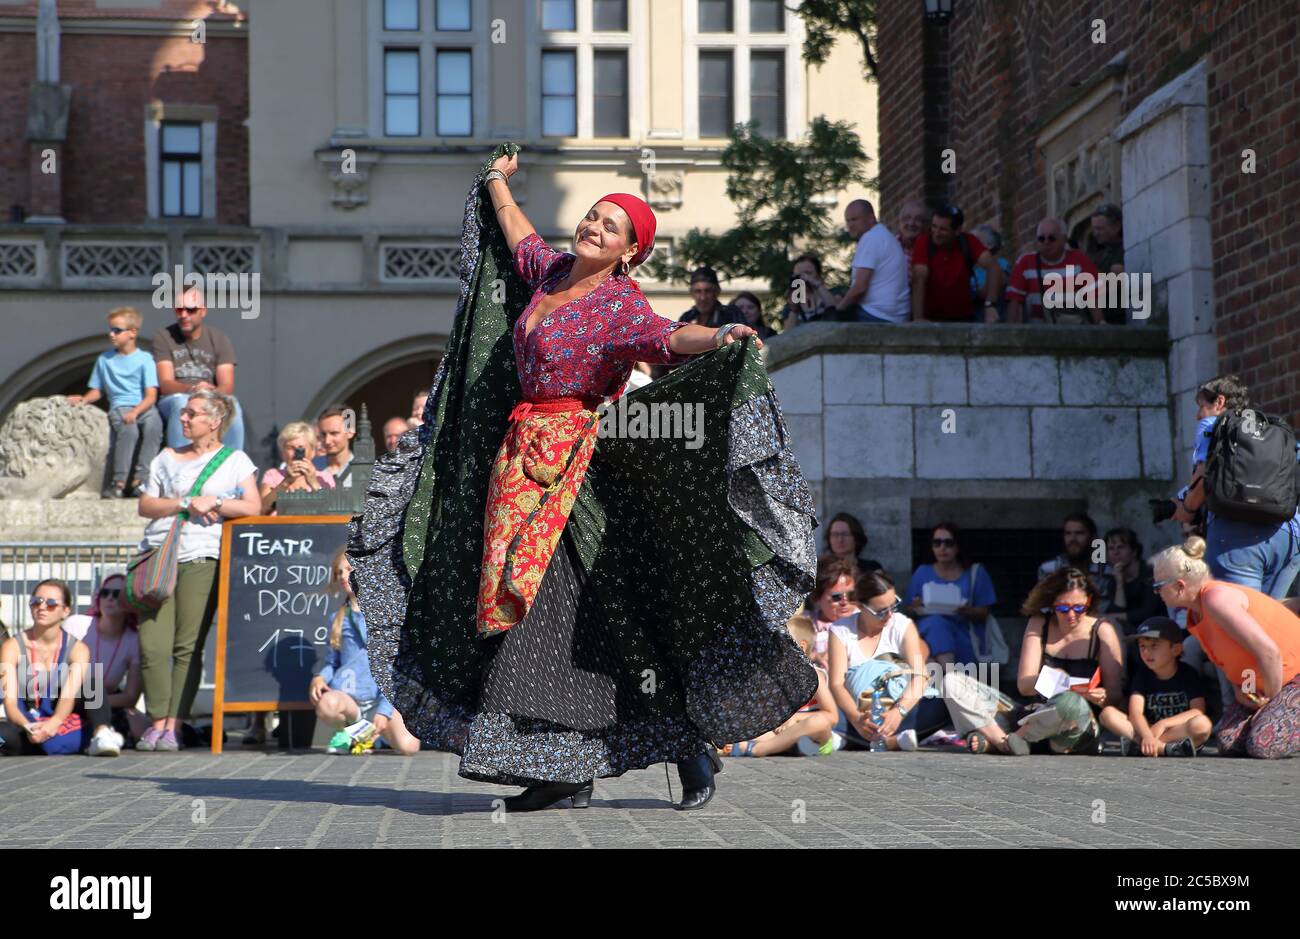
top-left (619, 259), bottom-right (630, 277)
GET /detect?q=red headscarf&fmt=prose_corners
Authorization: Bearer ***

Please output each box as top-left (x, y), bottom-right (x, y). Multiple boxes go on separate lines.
top-left (595, 193), bottom-right (656, 267)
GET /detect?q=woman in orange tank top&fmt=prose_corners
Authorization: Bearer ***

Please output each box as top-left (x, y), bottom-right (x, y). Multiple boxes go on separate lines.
top-left (1153, 536), bottom-right (1300, 759)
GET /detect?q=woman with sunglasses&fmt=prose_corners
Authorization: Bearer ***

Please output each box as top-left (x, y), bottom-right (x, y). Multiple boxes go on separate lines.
top-left (1013, 568), bottom-right (1124, 754)
top-left (1151, 536), bottom-right (1300, 759)
top-left (807, 557), bottom-right (863, 669)
top-left (0, 580), bottom-right (92, 755)
top-left (65, 573), bottom-right (147, 755)
top-left (906, 522), bottom-right (996, 666)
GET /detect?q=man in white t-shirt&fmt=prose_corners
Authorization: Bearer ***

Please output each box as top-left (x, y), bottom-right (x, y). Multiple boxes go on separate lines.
top-left (832, 199), bottom-right (910, 324)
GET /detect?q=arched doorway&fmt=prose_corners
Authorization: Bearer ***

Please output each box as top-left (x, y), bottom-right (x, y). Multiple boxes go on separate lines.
top-left (0, 336), bottom-right (122, 426)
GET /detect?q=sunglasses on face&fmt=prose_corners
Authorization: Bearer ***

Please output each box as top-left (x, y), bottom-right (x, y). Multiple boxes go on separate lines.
top-left (1053, 604), bottom-right (1088, 615)
top-left (99, 587), bottom-right (121, 599)
top-left (865, 598), bottom-right (901, 619)
top-left (1152, 579), bottom-right (1173, 593)
top-left (829, 591), bottom-right (857, 603)
top-left (178, 408), bottom-right (208, 420)
top-left (108, 326), bottom-right (131, 336)
top-left (29, 597), bottom-right (61, 609)
top-left (932, 538), bottom-right (956, 547)
top-left (175, 305), bottom-right (201, 315)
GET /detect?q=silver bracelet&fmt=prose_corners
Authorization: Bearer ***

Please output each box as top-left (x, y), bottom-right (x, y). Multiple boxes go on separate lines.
top-left (484, 169), bottom-right (507, 185)
top-left (714, 322), bottom-right (741, 347)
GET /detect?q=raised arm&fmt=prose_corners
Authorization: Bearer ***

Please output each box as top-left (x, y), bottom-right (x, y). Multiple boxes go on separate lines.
top-left (485, 153), bottom-right (536, 255)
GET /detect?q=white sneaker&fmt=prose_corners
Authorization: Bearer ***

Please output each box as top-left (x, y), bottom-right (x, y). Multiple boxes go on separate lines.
top-left (796, 730), bottom-right (845, 756)
top-left (88, 727), bottom-right (121, 757)
top-left (896, 729), bottom-right (919, 752)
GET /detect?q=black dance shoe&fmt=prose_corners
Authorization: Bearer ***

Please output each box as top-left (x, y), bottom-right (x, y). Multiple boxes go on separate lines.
top-left (675, 750), bottom-right (723, 811)
top-left (501, 780), bottom-right (593, 812)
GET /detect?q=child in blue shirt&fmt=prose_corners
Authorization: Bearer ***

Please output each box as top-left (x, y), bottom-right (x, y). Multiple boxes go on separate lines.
top-left (68, 307), bottom-right (162, 498)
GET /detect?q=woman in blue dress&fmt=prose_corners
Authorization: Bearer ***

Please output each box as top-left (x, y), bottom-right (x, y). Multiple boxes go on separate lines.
top-left (906, 521), bottom-right (997, 665)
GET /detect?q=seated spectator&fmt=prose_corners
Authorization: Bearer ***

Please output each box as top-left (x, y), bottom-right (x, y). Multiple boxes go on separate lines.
top-left (720, 614), bottom-right (841, 756)
top-left (152, 285), bottom-right (245, 451)
top-left (834, 199), bottom-right (909, 323)
top-left (806, 557), bottom-right (861, 669)
top-left (780, 253), bottom-right (842, 330)
top-left (906, 521), bottom-right (996, 665)
top-left (1013, 568), bottom-right (1124, 754)
top-left (827, 570), bottom-right (936, 750)
top-left (313, 404), bottom-right (357, 489)
top-left (383, 417), bottom-right (411, 454)
top-left (410, 390), bottom-right (429, 427)
top-left (910, 204), bottom-right (1003, 322)
top-left (0, 580), bottom-right (93, 755)
top-left (1088, 203), bottom-right (1126, 325)
top-left (1153, 536), bottom-right (1300, 759)
top-left (680, 266), bottom-right (743, 328)
top-left (970, 225), bottom-right (1012, 322)
top-left (1104, 527), bottom-right (1162, 635)
top-left (822, 511), bottom-right (883, 572)
top-left (1005, 217), bottom-right (1103, 324)
top-left (259, 422), bottom-right (335, 514)
top-left (1037, 512), bottom-right (1115, 610)
top-left (309, 548), bottom-right (419, 755)
top-left (63, 572), bottom-right (148, 754)
top-left (730, 290), bottom-right (775, 340)
top-left (1100, 617), bottom-right (1210, 757)
top-left (68, 306), bottom-right (163, 498)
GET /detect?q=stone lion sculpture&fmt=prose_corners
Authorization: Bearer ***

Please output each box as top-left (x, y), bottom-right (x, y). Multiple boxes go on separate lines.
top-left (0, 396), bottom-right (110, 499)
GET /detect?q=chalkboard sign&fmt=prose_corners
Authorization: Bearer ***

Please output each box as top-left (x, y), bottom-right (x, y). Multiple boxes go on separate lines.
top-left (211, 515), bottom-right (352, 753)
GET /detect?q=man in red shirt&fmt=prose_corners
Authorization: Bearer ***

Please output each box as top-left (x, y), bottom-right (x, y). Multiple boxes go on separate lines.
top-left (1006, 217), bottom-right (1103, 324)
top-left (910, 205), bottom-right (1004, 322)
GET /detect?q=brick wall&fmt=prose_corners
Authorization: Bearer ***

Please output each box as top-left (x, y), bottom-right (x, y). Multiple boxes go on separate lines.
top-left (0, 1), bottom-right (248, 224)
top-left (876, 0), bottom-right (1299, 425)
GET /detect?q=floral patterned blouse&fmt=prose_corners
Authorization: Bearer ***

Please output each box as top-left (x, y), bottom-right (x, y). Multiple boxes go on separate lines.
top-left (512, 232), bottom-right (690, 402)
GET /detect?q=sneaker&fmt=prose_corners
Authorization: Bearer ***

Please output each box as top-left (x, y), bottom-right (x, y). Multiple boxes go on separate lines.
top-left (896, 729), bottom-right (919, 752)
top-left (126, 479), bottom-right (145, 498)
top-left (88, 727), bottom-right (121, 757)
top-left (796, 730), bottom-right (844, 756)
top-left (136, 726), bottom-right (164, 751)
top-left (1164, 737), bottom-right (1197, 758)
top-left (341, 719), bottom-right (377, 755)
top-left (1003, 732), bottom-right (1030, 756)
top-left (101, 483), bottom-right (125, 499)
top-left (325, 730), bottom-right (352, 754)
top-left (154, 729), bottom-right (180, 752)
top-left (1120, 736), bottom-right (1135, 757)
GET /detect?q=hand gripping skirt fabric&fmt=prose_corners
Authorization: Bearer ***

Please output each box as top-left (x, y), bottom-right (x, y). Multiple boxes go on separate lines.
top-left (347, 144), bottom-right (819, 787)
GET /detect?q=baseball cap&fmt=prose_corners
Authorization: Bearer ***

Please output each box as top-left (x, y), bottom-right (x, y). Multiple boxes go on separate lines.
top-left (1129, 616), bottom-right (1183, 643)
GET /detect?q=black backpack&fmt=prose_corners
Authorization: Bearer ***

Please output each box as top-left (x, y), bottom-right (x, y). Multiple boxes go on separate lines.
top-left (1204, 409), bottom-right (1299, 525)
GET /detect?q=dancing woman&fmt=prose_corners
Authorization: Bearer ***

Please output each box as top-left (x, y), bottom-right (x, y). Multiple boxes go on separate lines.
top-left (348, 143), bottom-right (818, 811)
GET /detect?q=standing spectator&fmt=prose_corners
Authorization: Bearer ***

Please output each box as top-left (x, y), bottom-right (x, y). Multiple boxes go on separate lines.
top-left (1005, 217), bottom-right (1103, 324)
top-left (313, 404), bottom-right (356, 489)
top-left (64, 573), bottom-right (147, 754)
top-left (1013, 568), bottom-right (1124, 754)
top-left (895, 198), bottom-right (928, 284)
top-left (1088, 203), bottom-right (1126, 325)
top-left (68, 307), bottom-right (163, 498)
top-left (822, 511), bottom-right (883, 572)
top-left (410, 390), bottom-right (428, 426)
top-left (0, 580), bottom-right (92, 755)
top-left (970, 225), bottom-right (1012, 321)
top-left (383, 417), bottom-right (410, 453)
top-left (680, 266), bottom-right (743, 327)
top-left (1037, 512), bottom-right (1114, 609)
top-left (730, 291), bottom-right (775, 340)
top-left (780, 254), bottom-right (842, 331)
top-left (135, 390), bottom-right (260, 751)
top-left (1153, 537), bottom-right (1300, 759)
top-left (259, 422), bottom-right (335, 515)
top-left (151, 286), bottom-right (244, 450)
top-left (906, 522), bottom-right (997, 665)
top-left (1104, 527), bottom-right (1163, 634)
top-left (833, 199), bottom-right (909, 324)
top-left (910, 204), bottom-right (1003, 322)
top-left (1102, 617), bottom-right (1210, 757)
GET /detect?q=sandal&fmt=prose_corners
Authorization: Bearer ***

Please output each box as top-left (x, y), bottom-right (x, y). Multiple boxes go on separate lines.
top-left (722, 739), bottom-right (757, 757)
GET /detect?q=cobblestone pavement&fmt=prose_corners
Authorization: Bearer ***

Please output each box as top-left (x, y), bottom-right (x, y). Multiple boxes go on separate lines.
top-left (4, 749), bottom-right (1299, 848)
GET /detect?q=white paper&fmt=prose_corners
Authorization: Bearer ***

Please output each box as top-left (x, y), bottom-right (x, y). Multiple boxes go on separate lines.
top-left (1034, 665), bottom-right (1073, 699)
top-left (919, 581), bottom-right (964, 616)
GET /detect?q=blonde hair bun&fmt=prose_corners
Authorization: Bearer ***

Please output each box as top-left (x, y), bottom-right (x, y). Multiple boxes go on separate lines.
top-left (1183, 535), bottom-right (1206, 561)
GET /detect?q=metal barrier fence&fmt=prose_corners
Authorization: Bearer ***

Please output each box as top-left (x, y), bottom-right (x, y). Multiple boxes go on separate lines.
top-left (0, 542), bottom-right (138, 634)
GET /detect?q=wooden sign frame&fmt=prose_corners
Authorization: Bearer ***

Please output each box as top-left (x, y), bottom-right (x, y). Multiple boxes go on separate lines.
top-left (212, 514), bottom-right (352, 753)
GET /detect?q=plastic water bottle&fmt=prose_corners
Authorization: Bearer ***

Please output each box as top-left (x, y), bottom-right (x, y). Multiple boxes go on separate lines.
top-left (869, 690), bottom-right (886, 752)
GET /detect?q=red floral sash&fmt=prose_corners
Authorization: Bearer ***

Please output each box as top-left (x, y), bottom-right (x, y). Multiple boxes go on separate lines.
top-left (476, 396), bottom-right (603, 637)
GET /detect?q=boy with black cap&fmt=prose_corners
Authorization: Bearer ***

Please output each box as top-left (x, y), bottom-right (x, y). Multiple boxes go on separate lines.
top-left (1100, 616), bottom-right (1211, 757)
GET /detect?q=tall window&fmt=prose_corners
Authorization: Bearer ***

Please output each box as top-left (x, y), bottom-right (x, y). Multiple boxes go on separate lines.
top-left (699, 0), bottom-right (732, 31)
top-left (542, 50), bottom-right (578, 136)
top-left (593, 50), bottom-right (628, 137)
top-left (436, 50), bottom-right (472, 136)
top-left (749, 0), bottom-right (783, 31)
top-left (593, 0), bottom-right (628, 30)
top-left (699, 52), bottom-right (733, 137)
top-left (160, 122), bottom-right (201, 217)
top-left (384, 49), bottom-right (420, 135)
top-left (435, 0), bottom-right (471, 30)
top-left (542, 0), bottom-right (576, 30)
top-left (384, 0), bottom-right (418, 30)
top-left (749, 51), bottom-right (785, 137)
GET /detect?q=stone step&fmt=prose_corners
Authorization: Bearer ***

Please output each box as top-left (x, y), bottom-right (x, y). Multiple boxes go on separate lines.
top-left (0, 498), bottom-right (145, 544)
